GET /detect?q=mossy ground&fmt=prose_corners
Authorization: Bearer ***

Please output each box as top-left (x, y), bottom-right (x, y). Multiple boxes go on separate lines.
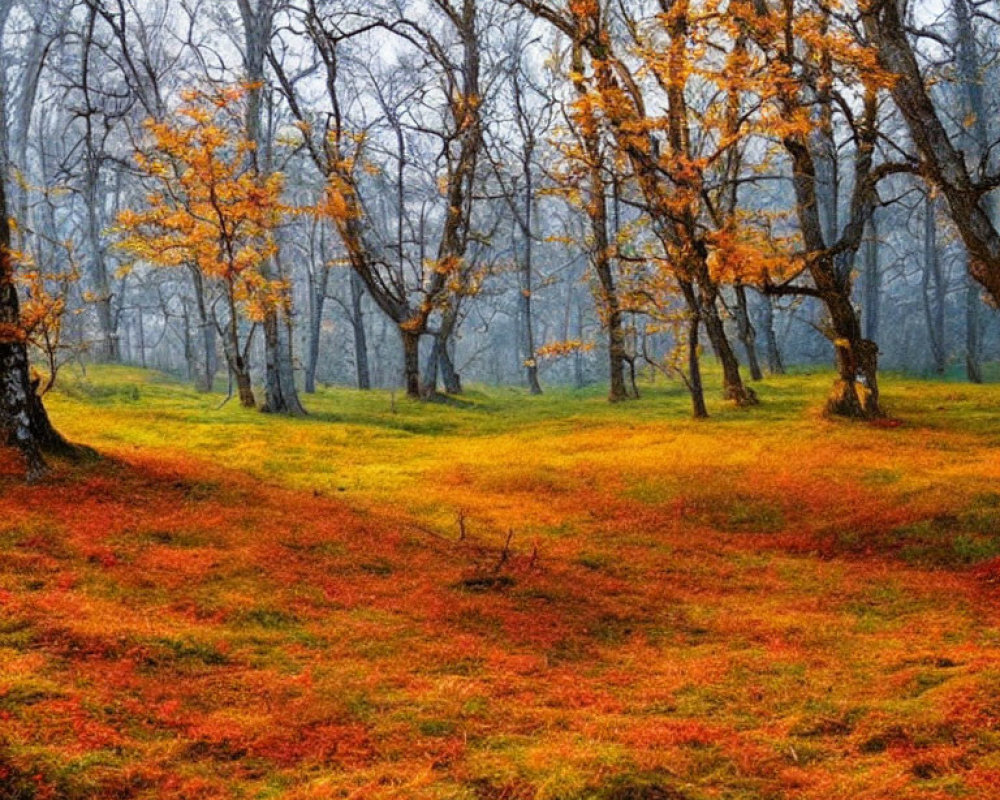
top-left (2, 364), bottom-right (999, 799)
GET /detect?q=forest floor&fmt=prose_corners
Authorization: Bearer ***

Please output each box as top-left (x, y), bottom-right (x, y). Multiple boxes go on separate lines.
top-left (2, 366), bottom-right (1000, 800)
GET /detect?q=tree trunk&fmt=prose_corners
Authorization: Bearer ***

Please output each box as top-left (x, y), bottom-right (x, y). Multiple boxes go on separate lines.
top-left (573, 292), bottom-right (585, 389)
top-left (953, 0), bottom-right (988, 385)
top-left (966, 275), bottom-right (983, 384)
top-left (570, 43), bottom-right (627, 403)
top-left (79, 5), bottom-right (119, 364)
top-left (186, 268), bottom-right (217, 392)
top-left (304, 322), bottom-right (319, 394)
top-left (260, 251), bottom-right (305, 415)
top-left (921, 191), bottom-right (947, 374)
top-left (198, 315), bottom-right (216, 394)
top-left (759, 294), bottom-right (785, 375)
top-left (439, 337), bottom-right (462, 394)
top-left (304, 330), bottom-right (319, 394)
top-left (687, 309), bottom-right (708, 419)
top-left (591, 207), bottom-right (628, 402)
top-left (2, 289), bottom-right (45, 476)
top-left (136, 308), bottom-right (146, 369)
top-left (517, 112), bottom-right (543, 395)
top-left (431, 306), bottom-right (462, 395)
top-left (774, 56), bottom-right (880, 417)
top-left (825, 294), bottom-right (881, 418)
top-left (260, 308), bottom-right (305, 415)
top-left (85, 169), bottom-right (118, 363)
top-left (11, 19), bottom-right (45, 256)
top-left (423, 335), bottom-right (440, 395)
top-left (181, 300), bottom-right (195, 381)
top-left (677, 279), bottom-right (709, 417)
top-left (278, 308), bottom-right (304, 409)
top-left (221, 290), bottom-right (255, 409)
top-left (520, 239), bottom-right (542, 395)
top-left (605, 308), bottom-right (628, 402)
top-left (699, 286), bottom-right (758, 406)
top-left (0, 163), bottom-right (67, 476)
top-left (733, 282), bottom-right (763, 381)
top-left (239, 0), bottom-right (304, 417)
top-left (861, 204), bottom-right (880, 343)
top-left (401, 328), bottom-right (421, 398)
top-left (304, 258), bottom-right (328, 395)
top-left (234, 363), bottom-right (255, 409)
top-left (350, 271), bottom-right (371, 390)
top-left (423, 321), bottom-right (462, 396)
top-left (262, 313), bottom-right (281, 406)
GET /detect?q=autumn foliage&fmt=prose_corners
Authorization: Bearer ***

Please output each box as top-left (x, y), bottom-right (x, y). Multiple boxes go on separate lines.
top-left (116, 85), bottom-right (288, 323)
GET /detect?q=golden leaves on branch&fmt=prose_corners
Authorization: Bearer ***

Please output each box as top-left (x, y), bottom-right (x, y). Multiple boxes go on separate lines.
top-left (1, 245), bottom-right (81, 392)
top-left (536, 339), bottom-right (594, 360)
top-left (706, 215), bottom-right (801, 286)
top-left (320, 186), bottom-right (352, 223)
top-left (115, 83), bottom-right (288, 317)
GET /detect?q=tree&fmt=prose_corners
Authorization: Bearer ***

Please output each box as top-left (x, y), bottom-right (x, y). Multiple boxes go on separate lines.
top-left (566, 39), bottom-right (630, 404)
top-left (19, 242), bottom-right (81, 395)
top-left (502, 37), bottom-right (550, 395)
top-left (745, 0), bottom-right (887, 417)
top-left (116, 85), bottom-right (289, 409)
top-left (521, 0), bottom-right (760, 411)
top-left (272, 2), bottom-right (454, 397)
top-left (863, 0), bottom-right (1000, 308)
top-left (237, 0), bottom-right (306, 414)
top-left (0, 4), bottom-right (68, 477)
